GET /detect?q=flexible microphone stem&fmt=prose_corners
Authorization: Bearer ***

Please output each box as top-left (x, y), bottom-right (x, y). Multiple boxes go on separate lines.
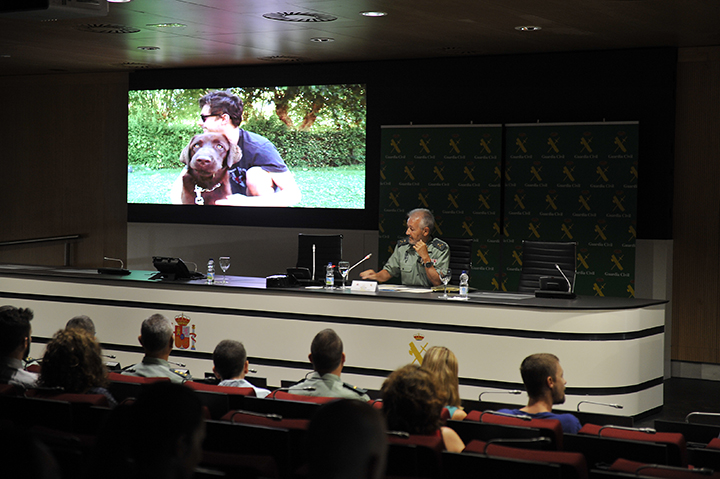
top-left (576, 400), bottom-right (624, 411)
top-left (104, 256), bottom-right (125, 269)
top-left (312, 244), bottom-right (316, 280)
top-left (555, 264), bottom-right (572, 292)
top-left (478, 390), bottom-right (522, 401)
top-left (346, 253), bottom-right (372, 276)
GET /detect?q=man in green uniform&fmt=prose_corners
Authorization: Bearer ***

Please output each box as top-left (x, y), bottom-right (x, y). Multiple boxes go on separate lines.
top-left (121, 313), bottom-right (190, 383)
top-left (361, 208), bottom-right (449, 287)
top-left (288, 328), bottom-right (370, 401)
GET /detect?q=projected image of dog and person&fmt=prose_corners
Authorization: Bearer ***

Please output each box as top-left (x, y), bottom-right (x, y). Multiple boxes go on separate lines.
top-left (127, 85), bottom-right (366, 209)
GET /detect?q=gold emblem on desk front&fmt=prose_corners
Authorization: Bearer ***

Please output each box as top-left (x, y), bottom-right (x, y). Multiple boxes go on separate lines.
top-left (409, 333), bottom-right (428, 365)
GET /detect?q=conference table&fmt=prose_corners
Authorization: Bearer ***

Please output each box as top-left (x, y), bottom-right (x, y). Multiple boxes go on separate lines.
top-left (0, 264), bottom-right (666, 417)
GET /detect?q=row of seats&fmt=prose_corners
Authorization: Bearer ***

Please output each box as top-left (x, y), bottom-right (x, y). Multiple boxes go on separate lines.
top-left (5, 376), bottom-right (720, 479)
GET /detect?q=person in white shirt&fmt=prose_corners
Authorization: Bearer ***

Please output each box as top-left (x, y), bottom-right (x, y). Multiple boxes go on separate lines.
top-left (212, 339), bottom-right (270, 398)
top-left (0, 305), bottom-right (38, 388)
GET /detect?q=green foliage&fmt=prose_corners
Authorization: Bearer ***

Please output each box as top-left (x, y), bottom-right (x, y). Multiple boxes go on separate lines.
top-left (128, 117), bottom-right (196, 169)
top-left (244, 117), bottom-right (365, 168)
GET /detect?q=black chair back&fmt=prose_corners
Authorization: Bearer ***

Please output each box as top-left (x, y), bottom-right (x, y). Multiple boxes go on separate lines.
top-left (441, 237), bottom-right (473, 285)
top-left (296, 234), bottom-right (343, 281)
top-left (518, 240), bottom-right (577, 293)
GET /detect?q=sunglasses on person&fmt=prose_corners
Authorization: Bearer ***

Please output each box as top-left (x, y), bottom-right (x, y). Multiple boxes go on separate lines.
top-left (200, 113), bottom-right (224, 122)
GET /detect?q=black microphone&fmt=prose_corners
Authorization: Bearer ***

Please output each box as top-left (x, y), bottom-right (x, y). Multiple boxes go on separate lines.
top-left (168, 360), bottom-right (186, 367)
top-left (555, 263), bottom-right (572, 292)
top-left (102, 354), bottom-right (117, 359)
top-left (576, 400), bottom-right (623, 411)
top-left (478, 390), bottom-right (523, 401)
top-left (98, 256), bottom-right (131, 276)
top-left (481, 410), bottom-right (532, 421)
top-left (228, 409), bottom-right (283, 421)
top-left (598, 425), bottom-right (655, 435)
top-left (686, 412), bottom-right (720, 423)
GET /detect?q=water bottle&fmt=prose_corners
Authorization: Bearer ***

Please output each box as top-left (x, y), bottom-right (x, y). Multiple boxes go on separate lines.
top-left (206, 259), bottom-right (215, 285)
top-left (459, 270), bottom-right (469, 298)
top-left (325, 263), bottom-right (335, 289)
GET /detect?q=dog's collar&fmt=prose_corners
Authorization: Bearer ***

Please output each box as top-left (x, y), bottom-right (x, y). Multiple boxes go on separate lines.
top-left (194, 183), bottom-right (222, 205)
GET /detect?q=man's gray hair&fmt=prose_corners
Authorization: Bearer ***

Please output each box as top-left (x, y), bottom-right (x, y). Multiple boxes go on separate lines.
top-left (407, 208), bottom-right (435, 234)
top-left (140, 314), bottom-right (173, 353)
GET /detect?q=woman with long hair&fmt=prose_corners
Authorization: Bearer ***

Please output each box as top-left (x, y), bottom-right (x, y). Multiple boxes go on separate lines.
top-left (380, 364), bottom-right (464, 452)
top-left (421, 346), bottom-right (467, 420)
top-left (39, 328), bottom-right (116, 407)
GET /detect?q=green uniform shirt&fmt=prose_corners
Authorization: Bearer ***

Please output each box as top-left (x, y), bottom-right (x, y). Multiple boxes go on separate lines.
top-left (287, 372), bottom-right (370, 401)
top-left (121, 357), bottom-right (190, 383)
top-left (383, 237), bottom-right (450, 287)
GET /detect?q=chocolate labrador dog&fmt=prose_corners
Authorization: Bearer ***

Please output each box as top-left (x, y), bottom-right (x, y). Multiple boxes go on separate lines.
top-left (176, 133), bottom-right (243, 205)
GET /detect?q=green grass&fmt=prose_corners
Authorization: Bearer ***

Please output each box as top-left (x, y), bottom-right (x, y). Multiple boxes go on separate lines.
top-left (127, 165), bottom-right (366, 209)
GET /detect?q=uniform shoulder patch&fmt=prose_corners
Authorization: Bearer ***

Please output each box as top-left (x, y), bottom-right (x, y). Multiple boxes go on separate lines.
top-left (343, 382), bottom-right (368, 395)
top-left (172, 369), bottom-right (190, 378)
top-left (396, 238), bottom-right (410, 247)
top-left (430, 238), bottom-right (448, 251)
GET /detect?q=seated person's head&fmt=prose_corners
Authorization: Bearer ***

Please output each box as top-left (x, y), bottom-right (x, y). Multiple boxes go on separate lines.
top-left (421, 346), bottom-right (461, 408)
top-left (132, 382), bottom-right (205, 479)
top-left (310, 328), bottom-right (344, 375)
top-left (380, 364), bottom-right (445, 435)
top-left (212, 339), bottom-right (247, 381)
top-left (66, 315), bottom-right (96, 338)
top-left (139, 314), bottom-right (173, 355)
top-left (520, 353), bottom-right (563, 401)
top-left (39, 328), bottom-right (108, 393)
top-left (199, 90), bottom-right (243, 128)
top-left (0, 305), bottom-right (34, 360)
top-left (308, 399), bottom-right (388, 479)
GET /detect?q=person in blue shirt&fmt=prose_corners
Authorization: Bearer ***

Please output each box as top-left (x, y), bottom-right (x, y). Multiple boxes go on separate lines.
top-left (498, 353), bottom-right (582, 434)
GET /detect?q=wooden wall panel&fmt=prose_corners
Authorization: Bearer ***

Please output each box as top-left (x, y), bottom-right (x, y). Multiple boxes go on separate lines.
top-left (672, 47), bottom-right (720, 363)
top-left (0, 73), bottom-right (128, 268)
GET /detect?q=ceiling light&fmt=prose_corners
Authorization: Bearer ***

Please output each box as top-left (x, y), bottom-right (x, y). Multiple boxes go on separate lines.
top-left (263, 12), bottom-right (337, 22)
top-left (146, 23), bottom-right (186, 29)
top-left (310, 37), bottom-right (335, 43)
top-left (515, 26), bottom-right (542, 32)
top-left (137, 46), bottom-right (159, 51)
top-left (107, 0), bottom-right (133, 3)
top-left (361, 11), bottom-right (387, 17)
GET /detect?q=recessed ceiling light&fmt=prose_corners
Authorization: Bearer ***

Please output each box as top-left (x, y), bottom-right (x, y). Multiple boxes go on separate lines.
top-left (515, 26), bottom-right (542, 32)
top-left (108, 0), bottom-right (133, 3)
top-left (137, 46), bottom-right (159, 51)
top-left (263, 12), bottom-right (337, 22)
top-left (310, 37), bottom-right (335, 43)
top-left (146, 23), bottom-right (186, 29)
top-left (361, 11), bottom-right (387, 17)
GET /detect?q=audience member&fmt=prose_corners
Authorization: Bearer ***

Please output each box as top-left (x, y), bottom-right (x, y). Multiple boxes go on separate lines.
top-left (421, 346), bottom-right (467, 420)
top-left (380, 364), bottom-right (464, 452)
top-left (91, 382), bottom-right (205, 479)
top-left (497, 353), bottom-right (582, 434)
top-left (0, 305), bottom-right (38, 388)
top-left (307, 399), bottom-right (388, 479)
top-left (212, 339), bottom-right (270, 398)
top-left (288, 328), bottom-right (370, 401)
top-left (122, 314), bottom-right (190, 383)
top-left (66, 314), bottom-right (96, 338)
top-left (39, 328), bottom-right (117, 407)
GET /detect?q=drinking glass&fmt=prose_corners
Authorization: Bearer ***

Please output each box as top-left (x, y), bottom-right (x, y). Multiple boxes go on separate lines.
top-left (219, 256), bottom-right (230, 284)
top-left (438, 268), bottom-right (452, 299)
top-left (338, 261), bottom-right (350, 289)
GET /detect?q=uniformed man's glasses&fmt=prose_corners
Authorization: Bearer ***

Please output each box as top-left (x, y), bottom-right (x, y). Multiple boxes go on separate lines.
top-left (200, 113), bottom-right (223, 122)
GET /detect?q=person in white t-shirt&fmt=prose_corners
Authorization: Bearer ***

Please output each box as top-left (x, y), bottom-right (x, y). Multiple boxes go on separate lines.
top-left (212, 339), bottom-right (270, 398)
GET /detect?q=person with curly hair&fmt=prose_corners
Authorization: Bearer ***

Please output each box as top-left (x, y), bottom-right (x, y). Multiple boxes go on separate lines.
top-left (39, 328), bottom-right (117, 407)
top-left (380, 364), bottom-right (464, 452)
top-left (421, 346), bottom-right (467, 421)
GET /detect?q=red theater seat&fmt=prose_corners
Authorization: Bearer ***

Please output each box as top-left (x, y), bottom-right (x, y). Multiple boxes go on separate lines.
top-left (221, 410), bottom-right (310, 430)
top-left (465, 409), bottom-right (564, 449)
top-left (184, 381), bottom-right (256, 396)
top-left (579, 423), bottom-right (687, 466)
top-left (464, 439), bottom-right (589, 479)
top-left (609, 458), bottom-right (720, 478)
top-left (270, 390), bottom-right (340, 404)
top-left (386, 431), bottom-right (444, 478)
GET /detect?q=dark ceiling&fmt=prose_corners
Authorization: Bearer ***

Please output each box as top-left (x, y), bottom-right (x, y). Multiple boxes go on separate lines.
top-left (1, 0), bottom-right (718, 76)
